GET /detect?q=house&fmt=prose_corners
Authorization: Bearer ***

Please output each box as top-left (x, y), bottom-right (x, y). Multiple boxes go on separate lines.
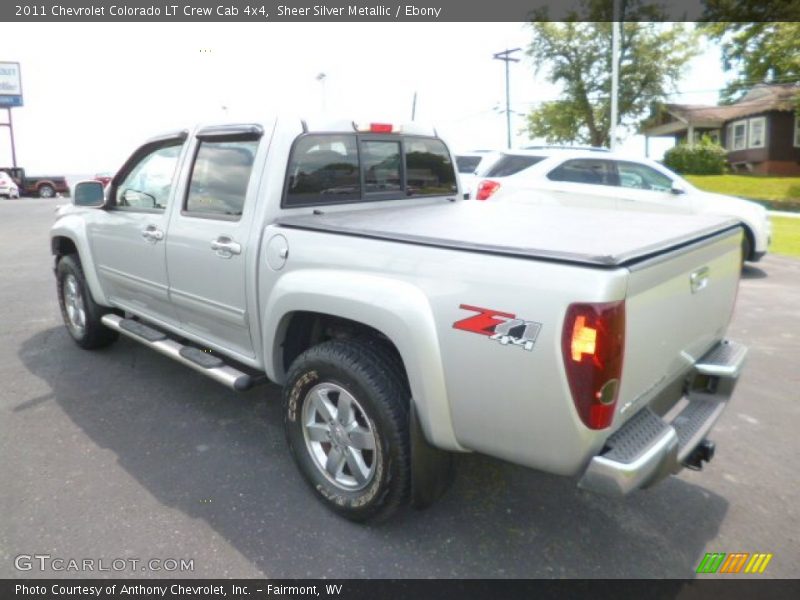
top-left (642, 84), bottom-right (800, 176)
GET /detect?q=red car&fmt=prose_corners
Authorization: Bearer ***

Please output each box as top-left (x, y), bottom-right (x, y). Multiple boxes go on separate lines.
top-left (94, 173), bottom-right (113, 187)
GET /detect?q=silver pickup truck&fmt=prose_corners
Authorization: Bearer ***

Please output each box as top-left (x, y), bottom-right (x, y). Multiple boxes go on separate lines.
top-left (51, 118), bottom-right (747, 522)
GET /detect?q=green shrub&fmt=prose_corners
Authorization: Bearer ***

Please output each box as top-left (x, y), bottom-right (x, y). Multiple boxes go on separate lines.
top-left (663, 137), bottom-right (727, 175)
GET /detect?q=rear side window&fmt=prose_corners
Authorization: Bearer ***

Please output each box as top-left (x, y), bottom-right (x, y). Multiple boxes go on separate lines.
top-left (547, 159), bottom-right (619, 186)
top-left (283, 134), bottom-right (456, 207)
top-left (185, 140), bottom-right (259, 217)
top-left (456, 155), bottom-right (482, 173)
top-left (405, 137), bottom-right (456, 196)
top-left (485, 154), bottom-right (545, 177)
top-left (285, 135), bottom-right (361, 206)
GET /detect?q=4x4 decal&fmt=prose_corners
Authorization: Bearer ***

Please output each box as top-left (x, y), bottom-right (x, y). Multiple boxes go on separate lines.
top-left (453, 304), bottom-right (542, 351)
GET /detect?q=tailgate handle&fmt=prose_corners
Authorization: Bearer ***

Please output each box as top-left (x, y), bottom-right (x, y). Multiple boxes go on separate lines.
top-left (690, 266), bottom-right (710, 294)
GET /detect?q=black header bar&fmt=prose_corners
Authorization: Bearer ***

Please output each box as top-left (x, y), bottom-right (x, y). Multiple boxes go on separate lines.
top-left (3, 0), bottom-right (800, 22)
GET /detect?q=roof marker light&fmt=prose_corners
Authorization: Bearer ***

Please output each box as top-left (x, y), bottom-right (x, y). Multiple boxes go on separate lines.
top-left (355, 122), bottom-right (398, 133)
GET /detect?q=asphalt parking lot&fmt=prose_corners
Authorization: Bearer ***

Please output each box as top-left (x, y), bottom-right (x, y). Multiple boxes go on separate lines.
top-left (1, 197), bottom-right (798, 579)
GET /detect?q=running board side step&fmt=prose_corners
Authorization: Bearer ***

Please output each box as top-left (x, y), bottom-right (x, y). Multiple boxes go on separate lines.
top-left (101, 314), bottom-right (256, 391)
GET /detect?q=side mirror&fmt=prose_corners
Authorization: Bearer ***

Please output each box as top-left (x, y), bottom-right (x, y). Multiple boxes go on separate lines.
top-left (73, 180), bottom-right (106, 207)
top-left (670, 181), bottom-right (687, 195)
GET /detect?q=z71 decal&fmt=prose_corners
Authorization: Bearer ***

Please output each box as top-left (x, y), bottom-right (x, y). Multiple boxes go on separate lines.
top-left (453, 304), bottom-right (542, 351)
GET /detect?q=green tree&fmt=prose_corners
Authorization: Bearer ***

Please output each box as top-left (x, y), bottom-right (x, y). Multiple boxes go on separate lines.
top-left (702, 21), bottom-right (800, 102)
top-left (524, 17), bottom-right (697, 147)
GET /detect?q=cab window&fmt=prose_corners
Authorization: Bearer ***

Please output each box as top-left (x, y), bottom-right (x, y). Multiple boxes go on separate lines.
top-left (184, 140), bottom-right (259, 218)
top-left (115, 144), bottom-right (183, 211)
top-left (284, 134), bottom-right (361, 207)
top-left (405, 137), bottom-right (457, 196)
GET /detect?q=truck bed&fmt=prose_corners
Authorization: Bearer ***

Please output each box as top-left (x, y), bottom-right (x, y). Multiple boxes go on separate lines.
top-left (276, 201), bottom-right (741, 267)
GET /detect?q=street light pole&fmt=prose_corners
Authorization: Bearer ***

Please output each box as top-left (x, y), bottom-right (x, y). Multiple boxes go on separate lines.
top-left (316, 72), bottom-right (326, 113)
top-left (493, 48), bottom-right (521, 149)
top-left (610, 0), bottom-right (621, 150)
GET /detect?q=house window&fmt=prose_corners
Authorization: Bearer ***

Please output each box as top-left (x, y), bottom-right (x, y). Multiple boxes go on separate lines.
top-left (731, 120), bottom-right (747, 151)
top-left (794, 113), bottom-right (800, 148)
top-left (748, 117), bottom-right (766, 149)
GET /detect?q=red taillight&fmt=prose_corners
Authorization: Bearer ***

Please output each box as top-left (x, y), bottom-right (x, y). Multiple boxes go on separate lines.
top-left (561, 301), bottom-right (625, 430)
top-left (476, 180), bottom-right (501, 200)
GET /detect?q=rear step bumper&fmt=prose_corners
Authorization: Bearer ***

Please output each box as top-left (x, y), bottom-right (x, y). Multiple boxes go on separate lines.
top-left (101, 314), bottom-right (256, 391)
top-left (578, 340), bottom-right (746, 496)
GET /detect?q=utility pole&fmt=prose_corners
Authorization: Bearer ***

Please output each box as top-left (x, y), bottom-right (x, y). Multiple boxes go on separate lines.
top-left (493, 48), bottom-right (521, 149)
top-left (610, 0), bottom-right (621, 150)
top-left (411, 91), bottom-right (417, 121)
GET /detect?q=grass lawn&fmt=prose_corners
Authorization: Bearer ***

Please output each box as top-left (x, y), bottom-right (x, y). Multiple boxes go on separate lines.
top-left (686, 175), bottom-right (800, 204)
top-left (770, 216), bottom-right (800, 258)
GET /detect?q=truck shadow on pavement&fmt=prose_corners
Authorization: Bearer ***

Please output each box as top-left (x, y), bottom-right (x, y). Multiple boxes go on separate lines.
top-left (19, 328), bottom-right (729, 579)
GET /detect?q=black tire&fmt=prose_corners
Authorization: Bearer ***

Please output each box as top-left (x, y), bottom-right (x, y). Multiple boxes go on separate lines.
top-left (56, 254), bottom-right (119, 349)
top-left (283, 338), bottom-right (410, 523)
top-left (741, 231), bottom-right (752, 266)
top-left (38, 184), bottom-right (55, 198)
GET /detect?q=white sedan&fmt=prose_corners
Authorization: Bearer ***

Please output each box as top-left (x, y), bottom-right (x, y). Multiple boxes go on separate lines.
top-left (0, 171), bottom-right (20, 199)
top-left (474, 148), bottom-right (771, 262)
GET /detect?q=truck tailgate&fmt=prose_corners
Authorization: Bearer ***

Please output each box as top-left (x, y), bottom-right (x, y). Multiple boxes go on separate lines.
top-left (615, 227), bottom-right (742, 425)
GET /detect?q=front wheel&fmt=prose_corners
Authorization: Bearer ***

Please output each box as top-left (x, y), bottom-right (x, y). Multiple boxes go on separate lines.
top-left (741, 232), bottom-right (752, 266)
top-left (38, 184), bottom-right (55, 198)
top-left (283, 339), bottom-right (411, 523)
top-left (56, 255), bottom-right (118, 349)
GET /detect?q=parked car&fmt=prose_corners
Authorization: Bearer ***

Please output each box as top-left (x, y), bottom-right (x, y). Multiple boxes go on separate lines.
top-left (0, 167), bottom-right (71, 198)
top-left (94, 172), bottom-right (114, 187)
top-left (474, 149), bottom-right (771, 263)
top-left (51, 118), bottom-right (746, 522)
top-left (455, 151), bottom-right (499, 198)
top-left (0, 171), bottom-right (20, 199)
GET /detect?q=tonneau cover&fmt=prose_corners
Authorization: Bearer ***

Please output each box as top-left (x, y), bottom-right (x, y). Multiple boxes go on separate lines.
top-left (276, 201), bottom-right (740, 267)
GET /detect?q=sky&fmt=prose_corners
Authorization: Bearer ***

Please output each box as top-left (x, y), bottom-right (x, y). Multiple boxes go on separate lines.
top-left (0, 22), bottom-right (728, 174)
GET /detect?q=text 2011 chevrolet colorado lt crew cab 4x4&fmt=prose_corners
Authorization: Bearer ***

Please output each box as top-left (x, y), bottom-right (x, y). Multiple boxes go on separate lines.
top-left (51, 118), bottom-right (747, 522)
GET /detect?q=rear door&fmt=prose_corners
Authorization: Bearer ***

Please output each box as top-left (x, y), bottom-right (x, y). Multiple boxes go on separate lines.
top-left (164, 125), bottom-right (265, 359)
top-left (539, 158), bottom-right (621, 209)
top-left (88, 133), bottom-right (187, 325)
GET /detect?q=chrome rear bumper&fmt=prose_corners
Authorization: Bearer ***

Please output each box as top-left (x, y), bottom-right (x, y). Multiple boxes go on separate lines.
top-left (578, 340), bottom-right (746, 496)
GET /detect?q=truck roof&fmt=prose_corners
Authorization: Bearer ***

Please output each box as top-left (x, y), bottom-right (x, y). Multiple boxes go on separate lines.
top-left (276, 201), bottom-right (741, 267)
top-left (145, 118), bottom-right (439, 145)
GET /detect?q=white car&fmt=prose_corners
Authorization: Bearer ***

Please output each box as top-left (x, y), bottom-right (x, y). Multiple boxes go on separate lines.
top-left (454, 151), bottom-right (499, 199)
top-left (0, 171), bottom-right (20, 199)
top-left (474, 148), bottom-right (771, 262)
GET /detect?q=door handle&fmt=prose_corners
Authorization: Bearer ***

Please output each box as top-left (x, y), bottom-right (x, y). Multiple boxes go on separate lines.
top-left (141, 226), bottom-right (164, 242)
top-left (210, 236), bottom-right (241, 258)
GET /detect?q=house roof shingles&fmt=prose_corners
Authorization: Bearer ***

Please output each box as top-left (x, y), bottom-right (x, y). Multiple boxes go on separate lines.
top-left (663, 83), bottom-right (799, 125)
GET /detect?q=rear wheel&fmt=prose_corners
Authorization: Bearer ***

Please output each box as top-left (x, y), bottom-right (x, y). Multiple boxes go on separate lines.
top-left (56, 255), bottom-right (118, 349)
top-left (38, 184), bottom-right (55, 198)
top-left (283, 339), bottom-right (410, 523)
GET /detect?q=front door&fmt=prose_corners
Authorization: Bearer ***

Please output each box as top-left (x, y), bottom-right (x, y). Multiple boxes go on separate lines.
top-left (88, 135), bottom-right (186, 325)
top-left (612, 160), bottom-right (693, 214)
top-left (165, 127), bottom-right (264, 359)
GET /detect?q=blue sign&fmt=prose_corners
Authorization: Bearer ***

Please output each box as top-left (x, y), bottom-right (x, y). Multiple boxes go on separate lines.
top-left (0, 62), bottom-right (23, 108)
top-left (0, 95), bottom-right (22, 107)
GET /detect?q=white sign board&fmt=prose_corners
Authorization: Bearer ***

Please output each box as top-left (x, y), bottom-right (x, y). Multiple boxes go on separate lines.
top-left (0, 62), bottom-right (23, 107)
